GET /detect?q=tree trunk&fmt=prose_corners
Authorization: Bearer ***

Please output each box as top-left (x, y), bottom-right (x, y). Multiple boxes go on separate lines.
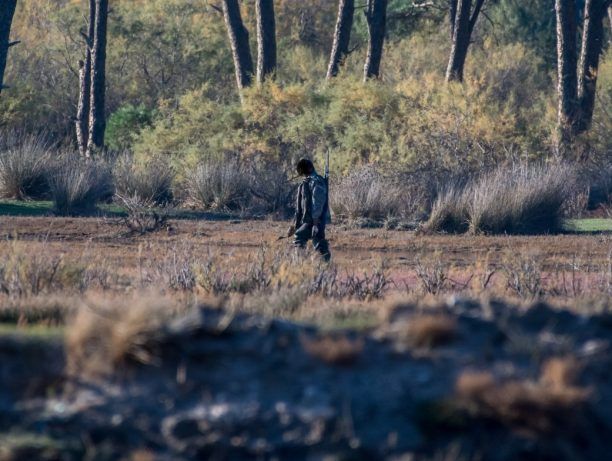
top-left (222, 0), bottom-right (254, 92)
top-left (76, 0), bottom-right (95, 157)
top-left (446, 0), bottom-right (485, 82)
top-left (0, 0), bottom-right (18, 95)
top-left (326, 0), bottom-right (355, 79)
top-left (608, 5), bottom-right (612, 44)
top-left (76, 60), bottom-right (91, 156)
top-left (86, 0), bottom-right (108, 157)
top-left (555, 0), bottom-right (579, 148)
top-left (608, 5), bottom-right (612, 43)
top-left (255, 0), bottom-right (277, 83)
top-left (363, 0), bottom-right (387, 81)
top-left (576, 0), bottom-right (608, 134)
top-left (449, 0), bottom-right (457, 39)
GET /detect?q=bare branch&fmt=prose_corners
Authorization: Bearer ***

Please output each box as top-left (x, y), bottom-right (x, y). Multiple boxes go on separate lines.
top-left (413, 1), bottom-right (436, 7)
top-left (468, 0), bottom-right (486, 34)
top-left (208, 2), bottom-right (223, 14)
top-left (8, 40), bottom-right (20, 47)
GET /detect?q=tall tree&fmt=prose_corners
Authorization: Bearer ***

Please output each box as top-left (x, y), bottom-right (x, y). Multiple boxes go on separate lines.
top-left (221, 0), bottom-right (254, 92)
top-left (75, 0), bottom-right (95, 157)
top-left (608, 4), bottom-right (612, 43)
top-left (86, 0), bottom-right (108, 156)
top-left (555, 0), bottom-right (578, 148)
top-left (446, 0), bottom-right (485, 82)
top-left (449, 0), bottom-right (457, 38)
top-left (576, 0), bottom-right (610, 133)
top-left (0, 0), bottom-right (18, 95)
top-left (327, 0), bottom-right (355, 79)
top-left (255, 0), bottom-right (276, 83)
top-left (363, 0), bottom-right (388, 81)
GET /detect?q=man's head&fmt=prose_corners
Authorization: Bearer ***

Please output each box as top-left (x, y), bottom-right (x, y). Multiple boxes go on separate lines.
top-left (296, 158), bottom-right (314, 176)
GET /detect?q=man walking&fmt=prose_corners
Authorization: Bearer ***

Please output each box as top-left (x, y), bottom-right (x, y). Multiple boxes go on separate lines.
top-left (288, 158), bottom-right (331, 261)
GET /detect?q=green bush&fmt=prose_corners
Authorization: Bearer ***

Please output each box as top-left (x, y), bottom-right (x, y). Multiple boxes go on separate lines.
top-left (134, 40), bottom-right (559, 179)
top-left (106, 105), bottom-right (156, 152)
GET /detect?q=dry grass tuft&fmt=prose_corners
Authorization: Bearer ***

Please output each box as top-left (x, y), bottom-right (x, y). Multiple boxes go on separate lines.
top-left (405, 314), bottom-right (457, 348)
top-left (455, 357), bottom-right (590, 433)
top-left (114, 155), bottom-right (174, 206)
top-left (379, 303), bottom-right (458, 349)
top-left (421, 185), bottom-right (470, 234)
top-left (0, 132), bottom-right (52, 200)
top-left (422, 163), bottom-right (576, 235)
top-left (300, 333), bottom-right (364, 365)
top-left (117, 194), bottom-right (170, 235)
top-left (48, 155), bottom-right (114, 215)
top-left (539, 356), bottom-right (583, 390)
top-left (330, 166), bottom-right (400, 222)
top-left (185, 156), bottom-right (250, 211)
top-left (66, 293), bottom-right (182, 376)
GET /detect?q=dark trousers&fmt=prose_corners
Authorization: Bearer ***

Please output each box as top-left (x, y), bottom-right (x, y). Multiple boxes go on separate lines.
top-left (293, 223), bottom-right (331, 261)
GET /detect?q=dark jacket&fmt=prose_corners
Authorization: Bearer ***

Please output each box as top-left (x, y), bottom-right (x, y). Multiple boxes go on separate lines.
top-left (295, 171), bottom-right (331, 227)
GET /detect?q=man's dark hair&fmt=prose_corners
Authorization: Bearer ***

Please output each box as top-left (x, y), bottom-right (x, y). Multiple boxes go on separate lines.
top-left (296, 158), bottom-right (314, 176)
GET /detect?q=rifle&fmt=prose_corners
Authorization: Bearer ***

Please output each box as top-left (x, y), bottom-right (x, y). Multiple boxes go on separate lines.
top-left (322, 148), bottom-right (330, 226)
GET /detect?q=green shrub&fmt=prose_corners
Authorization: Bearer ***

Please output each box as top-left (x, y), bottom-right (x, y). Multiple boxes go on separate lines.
top-left (106, 105), bottom-right (156, 151)
top-left (135, 42), bottom-right (556, 179)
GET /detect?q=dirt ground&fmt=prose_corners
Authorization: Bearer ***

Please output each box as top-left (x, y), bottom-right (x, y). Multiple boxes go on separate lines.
top-left (1, 215), bottom-right (610, 269)
top-left (0, 216), bottom-right (611, 460)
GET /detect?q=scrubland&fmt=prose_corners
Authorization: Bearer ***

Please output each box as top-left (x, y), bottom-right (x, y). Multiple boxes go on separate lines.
top-left (0, 214), bottom-right (610, 460)
top-left (0, 0), bottom-right (611, 459)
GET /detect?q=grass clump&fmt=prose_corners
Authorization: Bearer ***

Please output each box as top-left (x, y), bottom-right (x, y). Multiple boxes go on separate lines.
top-left (469, 163), bottom-right (575, 235)
top-left (48, 155), bottom-right (114, 216)
top-left (65, 294), bottom-right (181, 376)
top-left (423, 163), bottom-right (576, 235)
top-left (185, 156), bottom-right (250, 211)
top-left (114, 155), bottom-right (174, 205)
top-left (405, 314), bottom-right (457, 348)
top-left (421, 184), bottom-right (471, 234)
top-left (330, 166), bottom-right (406, 224)
top-left (0, 243), bottom-right (86, 298)
top-left (246, 158), bottom-right (293, 215)
top-left (300, 333), bottom-right (364, 365)
top-left (0, 132), bottom-right (52, 200)
top-left (454, 357), bottom-right (589, 434)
